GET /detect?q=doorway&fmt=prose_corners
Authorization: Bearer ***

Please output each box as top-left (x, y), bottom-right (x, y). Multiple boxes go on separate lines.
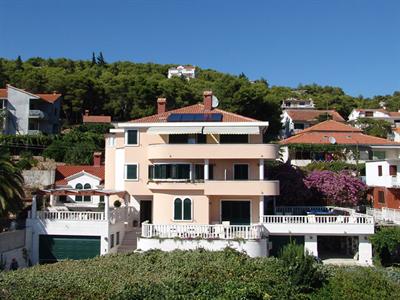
top-left (140, 200), bottom-right (152, 224)
top-left (221, 200), bottom-right (251, 225)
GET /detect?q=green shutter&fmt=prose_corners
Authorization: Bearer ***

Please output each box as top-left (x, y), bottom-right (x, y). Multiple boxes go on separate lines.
top-left (174, 198), bottom-right (182, 220)
top-left (183, 198), bottom-right (191, 220)
top-left (127, 165), bottom-right (137, 179)
top-left (127, 130), bottom-right (138, 144)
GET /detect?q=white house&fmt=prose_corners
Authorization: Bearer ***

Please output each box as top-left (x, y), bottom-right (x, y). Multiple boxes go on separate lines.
top-left (348, 109), bottom-right (400, 126)
top-left (168, 65), bottom-right (196, 80)
top-left (281, 97), bottom-right (315, 109)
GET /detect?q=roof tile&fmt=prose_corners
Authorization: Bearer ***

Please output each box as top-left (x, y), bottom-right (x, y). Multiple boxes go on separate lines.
top-left (285, 109), bottom-right (345, 122)
top-left (55, 165), bottom-right (105, 185)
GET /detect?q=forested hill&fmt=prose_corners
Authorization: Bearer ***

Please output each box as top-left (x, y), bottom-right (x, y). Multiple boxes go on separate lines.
top-left (1, 56), bottom-right (399, 139)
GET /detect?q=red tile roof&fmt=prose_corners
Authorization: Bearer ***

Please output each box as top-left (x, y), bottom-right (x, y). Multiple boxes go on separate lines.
top-left (55, 165), bottom-right (105, 185)
top-left (285, 109), bottom-right (345, 122)
top-left (83, 115), bottom-right (112, 123)
top-left (131, 103), bottom-right (258, 123)
top-left (280, 120), bottom-right (400, 146)
top-left (0, 86), bottom-right (61, 103)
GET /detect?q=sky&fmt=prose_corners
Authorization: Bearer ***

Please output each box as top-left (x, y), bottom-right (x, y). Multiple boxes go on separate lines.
top-left (0, 0), bottom-right (399, 98)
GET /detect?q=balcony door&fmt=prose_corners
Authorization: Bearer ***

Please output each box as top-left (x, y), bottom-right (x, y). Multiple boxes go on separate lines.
top-left (140, 200), bottom-right (152, 224)
top-left (221, 200), bottom-right (251, 225)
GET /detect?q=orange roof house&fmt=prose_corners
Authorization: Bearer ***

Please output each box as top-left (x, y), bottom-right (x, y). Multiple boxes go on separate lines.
top-left (280, 120), bottom-right (400, 165)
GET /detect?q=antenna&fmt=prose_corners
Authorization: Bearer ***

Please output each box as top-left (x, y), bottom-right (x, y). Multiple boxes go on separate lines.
top-left (212, 95), bottom-right (219, 108)
top-left (329, 136), bottom-right (337, 144)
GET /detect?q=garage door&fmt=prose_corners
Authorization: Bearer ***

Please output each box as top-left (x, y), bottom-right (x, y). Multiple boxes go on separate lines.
top-left (39, 235), bottom-right (100, 264)
top-left (221, 201), bottom-right (251, 225)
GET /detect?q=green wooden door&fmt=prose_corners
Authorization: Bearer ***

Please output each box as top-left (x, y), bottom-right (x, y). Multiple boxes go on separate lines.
top-left (39, 235), bottom-right (100, 264)
top-left (221, 201), bottom-right (251, 225)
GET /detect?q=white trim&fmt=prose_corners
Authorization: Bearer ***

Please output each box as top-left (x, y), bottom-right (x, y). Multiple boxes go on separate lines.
top-left (124, 129), bottom-right (139, 146)
top-left (125, 163), bottom-right (139, 181)
top-left (116, 121), bottom-right (269, 128)
top-left (219, 199), bottom-right (252, 225)
top-left (233, 163), bottom-right (250, 180)
top-left (65, 171), bottom-right (102, 182)
top-left (173, 196), bottom-right (193, 222)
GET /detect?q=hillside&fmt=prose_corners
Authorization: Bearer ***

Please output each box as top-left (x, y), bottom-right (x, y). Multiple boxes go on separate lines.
top-left (1, 56), bottom-right (400, 139)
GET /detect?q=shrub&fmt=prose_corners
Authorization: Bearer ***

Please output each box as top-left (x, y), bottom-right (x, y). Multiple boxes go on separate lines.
top-left (370, 226), bottom-right (400, 266)
top-left (279, 241), bottom-right (327, 293)
top-left (311, 267), bottom-right (400, 300)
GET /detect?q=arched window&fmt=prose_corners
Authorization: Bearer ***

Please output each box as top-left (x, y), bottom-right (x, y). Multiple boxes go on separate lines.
top-left (75, 183), bottom-right (83, 202)
top-left (84, 183), bottom-right (91, 202)
top-left (173, 197), bottom-right (192, 221)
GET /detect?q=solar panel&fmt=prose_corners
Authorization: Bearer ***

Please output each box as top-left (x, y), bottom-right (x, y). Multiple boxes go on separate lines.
top-left (167, 113), bottom-right (223, 122)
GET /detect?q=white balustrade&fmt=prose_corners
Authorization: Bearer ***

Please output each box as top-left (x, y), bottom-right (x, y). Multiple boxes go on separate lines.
top-left (262, 215), bottom-right (373, 224)
top-left (275, 206), bottom-right (330, 215)
top-left (141, 223), bottom-right (264, 240)
top-left (37, 211), bottom-right (106, 221)
top-left (368, 207), bottom-right (400, 224)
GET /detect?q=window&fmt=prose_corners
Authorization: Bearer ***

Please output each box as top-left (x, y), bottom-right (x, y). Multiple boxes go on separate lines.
top-left (28, 119), bottom-right (39, 131)
top-left (149, 164), bottom-right (190, 180)
top-left (390, 165), bottom-right (397, 176)
top-left (195, 164), bottom-right (204, 181)
top-left (75, 183), bottom-right (83, 202)
top-left (378, 165), bottom-right (383, 176)
top-left (365, 111), bottom-right (374, 117)
top-left (84, 183), bottom-right (91, 202)
top-left (378, 191), bottom-right (385, 204)
top-left (116, 232), bottom-right (120, 245)
top-left (209, 164), bottom-right (214, 180)
top-left (220, 134), bottom-right (248, 144)
top-left (294, 123), bottom-right (305, 130)
top-left (59, 195), bottom-right (67, 203)
top-left (110, 234), bottom-right (115, 248)
top-left (126, 164), bottom-right (138, 180)
top-left (100, 196), bottom-right (104, 203)
top-left (234, 164), bottom-right (249, 180)
top-left (169, 134), bottom-right (207, 144)
top-left (126, 130), bottom-right (138, 145)
top-left (372, 151), bottom-right (386, 160)
top-left (174, 197), bottom-right (192, 221)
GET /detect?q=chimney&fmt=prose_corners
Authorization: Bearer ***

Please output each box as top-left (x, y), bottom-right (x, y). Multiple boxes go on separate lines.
top-left (157, 98), bottom-right (167, 114)
top-left (203, 91), bottom-right (213, 111)
top-left (85, 110), bottom-right (89, 116)
top-left (93, 152), bottom-right (102, 167)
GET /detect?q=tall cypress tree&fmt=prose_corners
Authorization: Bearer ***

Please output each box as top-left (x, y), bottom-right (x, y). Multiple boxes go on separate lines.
top-left (91, 52), bottom-right (96, 66)
top-left (96, 52), bottom-right (106, 66)
top-left (15, 55), bottom-right (23, 70)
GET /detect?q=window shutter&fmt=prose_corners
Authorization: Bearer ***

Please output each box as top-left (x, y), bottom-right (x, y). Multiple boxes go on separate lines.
top-left (183, 198), bottom-right (191, 220)
top-left (174, 198), bottom-right (182, 220)
top-left (127, 165), bottom-right (137, 179)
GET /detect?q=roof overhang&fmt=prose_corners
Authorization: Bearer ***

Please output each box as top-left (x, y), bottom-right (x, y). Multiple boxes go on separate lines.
top-left (39, 188), bottom-right (128, 198)
top-left (113, 121), bottom-right (269, 128)
top-left (147, 126), bottom-right (203, 135)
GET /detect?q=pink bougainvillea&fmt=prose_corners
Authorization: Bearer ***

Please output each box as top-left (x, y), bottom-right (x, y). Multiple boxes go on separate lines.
top-left (303, 170), bottom-right (367, 207)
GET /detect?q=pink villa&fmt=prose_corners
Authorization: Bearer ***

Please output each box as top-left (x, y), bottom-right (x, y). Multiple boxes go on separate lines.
top-left (26, 91), bottom-right (374, 265)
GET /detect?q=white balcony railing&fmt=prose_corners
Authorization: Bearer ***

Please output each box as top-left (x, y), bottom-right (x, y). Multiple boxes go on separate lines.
top-left (37, 211), bottom-right (106, 221)
top-left (275, 206), bottom-right (330, 215)
top-left (367, 207), bottom-right (400, 224)
top-left (141, 223), bottom-right (264, 240)
top-left (263, 215), bottom-right (374, 224)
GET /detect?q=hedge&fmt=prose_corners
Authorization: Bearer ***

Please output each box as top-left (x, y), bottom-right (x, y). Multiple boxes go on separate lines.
top-left (0, 249), bottom-right (399, 300)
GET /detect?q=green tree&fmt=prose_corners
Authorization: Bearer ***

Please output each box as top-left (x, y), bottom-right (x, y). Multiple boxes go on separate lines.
top-left (91, 52), bottom-right (96, 66)
top-left (15, 55), bottom-right (23, 71)
top-left (0, 152), bottom-right (24, 217)
top-left (96, 52), bottom-right (106, 66)
top-left (355, 118), bottom-right (392, 138)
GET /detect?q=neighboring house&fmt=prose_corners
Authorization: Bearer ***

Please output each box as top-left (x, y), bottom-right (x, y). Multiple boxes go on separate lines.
top-left (348, 108), bottom-right (400, 127)
top-left (280, 120), bottom-right (400, 167)
top-left (53, 152), bottom-right (105, 206)
top-left (281, 97), bottom-right (315, 109)
top-left (366, 160), bottom-right (400, 210)
top-left (167, 65), bottom-right (196, 79)
top-left (82, 110), bottom-right (111, 124)
top-left (280, 109), bottom-right (345, 138)
top-left (0, 85), bottom-right (62, 135)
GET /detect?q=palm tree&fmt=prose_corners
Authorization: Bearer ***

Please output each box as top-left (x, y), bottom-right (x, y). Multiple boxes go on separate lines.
top-left (0, 152), bottom-right (24, 217)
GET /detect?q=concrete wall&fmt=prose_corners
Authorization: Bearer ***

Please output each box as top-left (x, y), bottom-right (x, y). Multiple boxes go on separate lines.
top-left (0, 229), bottom-right (31, 270)
top-left (23, 169), bottom-right (55, 188)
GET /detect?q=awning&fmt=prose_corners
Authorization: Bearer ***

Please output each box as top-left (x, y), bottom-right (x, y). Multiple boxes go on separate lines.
top-left (202, 126), bottom-right (260, 135)
top-left (147, 126), bottom-right (203, 134)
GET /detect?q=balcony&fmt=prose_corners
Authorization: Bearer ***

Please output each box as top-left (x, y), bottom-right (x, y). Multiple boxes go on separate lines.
top-left (147, 144), bottom-right (279, 160)
top-left (147, 180), bottom-right (205, 191)
top-left (29, 109), bottom-right (46, 119)
top-left (204, 180), bottom-right (279, 196)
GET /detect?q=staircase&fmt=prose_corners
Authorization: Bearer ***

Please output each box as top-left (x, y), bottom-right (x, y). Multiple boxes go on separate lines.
top-left (117, 228), bottom-right (141, 253)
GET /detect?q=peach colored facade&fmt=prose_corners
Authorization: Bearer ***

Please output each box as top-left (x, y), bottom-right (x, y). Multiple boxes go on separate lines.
top-left (105, 121), bottom-right (280, 227)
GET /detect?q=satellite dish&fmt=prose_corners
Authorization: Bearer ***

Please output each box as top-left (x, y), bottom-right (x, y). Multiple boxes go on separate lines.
top-left (329, 136), bottom-right (337, 144)
top-left (212, 95), bottom-right (219, 108)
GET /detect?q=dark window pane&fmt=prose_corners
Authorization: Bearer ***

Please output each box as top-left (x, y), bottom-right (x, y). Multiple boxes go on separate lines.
top-left (196, 134), bottom-right (207, 144)
top-left (127, 130), bottom-right (138, 145)
top-left (84, 183), bottom-right (91, 189)
top-left (84, 196), bottom-right (91, 202)
top-left (183, 198), bottom-right (191, 220)
top-left (75, 183), bottom-right (83, 202)
top-left (174, 198), bottom-right (182, 220)
top-left (390, 165), bottom-right (397, 176)
top-left (126, 165), bottom-right (137, 179)
top-left (378, 165), bottom-right (382, 176)
top-left (209, 165), bottom-right (214, 180)
top-left (378, 191), bottom-right (385, 203)
top-left (116, 232), bottom-right (120, 245)
top-left (195, 165), bottom-right (204, 180)
top-left (220, 134), bottom-right (248, 144)
top-left (99, 196), bottom-right (104, 203)
top-left (294, 123), bottom-right (305, 130)
top-left (234, 164), bottom-right (248, 180)
top-left (169, 134), bottom-right (188, 144)
top-left (110, 234), bottom-right (114, 248)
